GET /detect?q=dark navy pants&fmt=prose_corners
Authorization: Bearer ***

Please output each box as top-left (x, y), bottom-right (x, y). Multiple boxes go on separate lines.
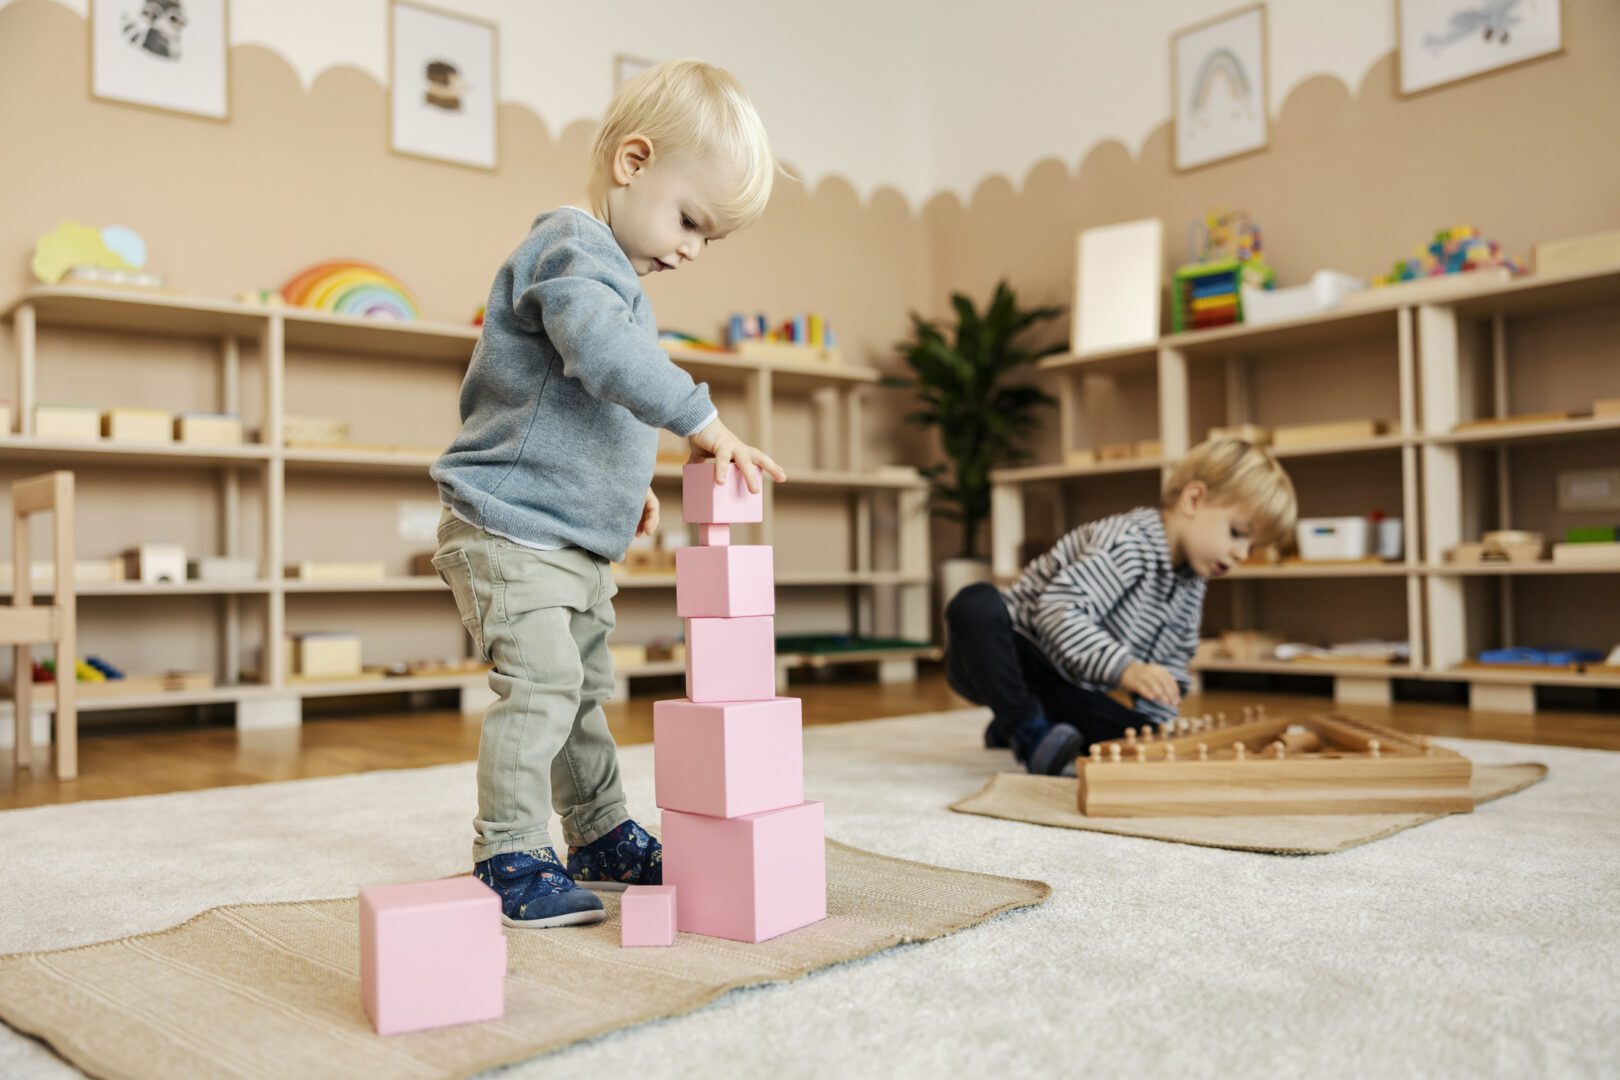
top-left (943, 583), bottom-right (1151, 748)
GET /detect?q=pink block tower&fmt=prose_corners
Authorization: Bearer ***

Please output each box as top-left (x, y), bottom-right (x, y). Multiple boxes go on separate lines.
top-left (653, 463), bottom-right (827, 944)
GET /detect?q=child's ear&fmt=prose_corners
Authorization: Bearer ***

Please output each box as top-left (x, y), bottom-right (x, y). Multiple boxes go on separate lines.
top-left (613, 134), bottom-right (654, 185)
top-left (1180, 481), bottom-right (1207, 514)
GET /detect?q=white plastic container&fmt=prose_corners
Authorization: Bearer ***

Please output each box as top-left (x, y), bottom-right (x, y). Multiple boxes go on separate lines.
top-left (1296, 517), bottom-right (1370, 561)
top-left (1241, 270), bottom-right (1366, 327)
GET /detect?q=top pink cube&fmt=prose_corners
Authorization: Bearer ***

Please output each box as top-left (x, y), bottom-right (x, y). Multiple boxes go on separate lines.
top-left (682, 462), bottom-right (764, 524)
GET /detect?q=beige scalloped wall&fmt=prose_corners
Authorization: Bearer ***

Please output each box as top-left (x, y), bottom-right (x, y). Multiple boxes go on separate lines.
top-left (1, 0), bottom-right (1619, 668)
top-left (0, 0), bottom-right (931, 390)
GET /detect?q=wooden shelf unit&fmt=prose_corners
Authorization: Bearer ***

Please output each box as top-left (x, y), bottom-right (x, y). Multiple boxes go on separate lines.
top-left (994, 265), bottom-right (1620, 713)
top-left (0, 286), bottom-right (932, 735)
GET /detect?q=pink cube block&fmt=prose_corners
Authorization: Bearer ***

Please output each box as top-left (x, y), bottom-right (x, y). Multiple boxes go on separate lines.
top-left (676, 545), bottom-right (775, 618)
top-left (682, 463), bottom-right (764, 524)
top-left (654, 697), bottom-right (803, 817)
top-left (359, 877), bottom-right (505, 1035)
top-left (685, 615), bottom-right (776, 702)
top-left (697, 524), bottom-right (731, 546)
top-left (662, 801), bottom-right (827, 943)
top-left (620, 885), bottom-right (678, 947)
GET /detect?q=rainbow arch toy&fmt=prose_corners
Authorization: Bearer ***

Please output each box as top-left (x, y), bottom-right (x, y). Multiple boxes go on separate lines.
top-left (280, 261), bottom-right (422, 322)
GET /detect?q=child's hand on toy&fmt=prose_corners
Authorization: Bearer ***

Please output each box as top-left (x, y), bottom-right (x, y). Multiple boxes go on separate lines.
top-left (1121, 661), bottom-right (1182, 707)
top-left (688, 418), bottom-right (788, 493)
top-left (635, 486), bottom-right (660, 538)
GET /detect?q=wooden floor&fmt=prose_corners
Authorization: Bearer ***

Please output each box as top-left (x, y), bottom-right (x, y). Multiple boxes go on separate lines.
top-left (4, 669), bottom-right (1617, 809)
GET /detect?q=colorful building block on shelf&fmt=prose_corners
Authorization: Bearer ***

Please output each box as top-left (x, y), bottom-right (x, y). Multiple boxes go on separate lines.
top-left (359, 877), bottom-right (505, 1036)
top-left (685, 615), bottom-right (776, 702)
top-left (620, 885), bottom-right (678, 947)
top-left (661, 801), bottom-right (826, 943)
top-left (682, 462), bottom-right (764, 524)
top-left (654, 697), bottom-right (803, 817)
top-left (675, 545), bottom-right (775, 618)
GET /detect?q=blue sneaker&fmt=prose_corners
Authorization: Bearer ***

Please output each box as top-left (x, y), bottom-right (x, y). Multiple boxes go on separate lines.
top-left (1025, 724), bottom-right (1082, 776)
top-left (567, 819), bottom-right (662, 893)
top-left (474, 848), bottom-right (605, 929)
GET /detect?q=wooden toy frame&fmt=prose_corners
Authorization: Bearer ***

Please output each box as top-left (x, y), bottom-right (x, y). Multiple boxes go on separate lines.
top-left (1077, 709), bottom-right (1474, 817)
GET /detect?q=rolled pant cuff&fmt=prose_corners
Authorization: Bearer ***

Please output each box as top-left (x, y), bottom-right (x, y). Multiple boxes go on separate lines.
top-left (564, 804), bottom-right (631, 849)
top-left (473, 828), bottom-right (558, 865)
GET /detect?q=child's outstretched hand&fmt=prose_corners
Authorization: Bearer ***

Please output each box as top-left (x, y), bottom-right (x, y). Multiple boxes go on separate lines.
top-left (688, 417), bottom-right (788, 493)
top-left (1120, 661), bottom-right (1182, 708)
top-left (635, 486), bottom-right (660, 538)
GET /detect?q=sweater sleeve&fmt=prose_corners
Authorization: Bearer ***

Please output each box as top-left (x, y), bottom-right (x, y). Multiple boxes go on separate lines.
top-left (1030, 544), bottom-right (1147, 687)
top-left (513, 222), bottom-right (716, 436)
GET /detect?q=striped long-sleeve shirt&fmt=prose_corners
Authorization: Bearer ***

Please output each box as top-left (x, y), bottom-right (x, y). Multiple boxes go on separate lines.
top-left (1001, 507), bottom-right (1206, 726)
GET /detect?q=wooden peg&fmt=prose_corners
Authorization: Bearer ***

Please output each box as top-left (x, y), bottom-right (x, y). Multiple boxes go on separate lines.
top-left (1233, 742), bottom-right (1247, 760)
top-left (1273, 742), bottom-right (1286, 759)
top-left (1089, 744), bottom-right (1102, 763)
top-left (1135, 746), bottom-right (1147, 762)
top-left (1216, 711), bottom-right (1227, 727)
top-left (1110, 744), bottom-right (1122, 762)
top-left (1368, 739), bottom-right (1381, 758)
top-left (1242, 706), bottom-right (1254, 722)
top-left (1197, 743), bottom-right (1209, 761)
top-left (1257, 703), bottom-right (1267, 719)
top-left (1164, 744), bottom-right (1176, 761)
top-left (1125, 727), bottom-right (1137, 744)
top-left (1143, 726), bottom-right (1155, 742)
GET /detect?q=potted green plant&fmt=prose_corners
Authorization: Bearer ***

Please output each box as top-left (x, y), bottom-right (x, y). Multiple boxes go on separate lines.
top-left (889, 279), bottom-right (1064, 607)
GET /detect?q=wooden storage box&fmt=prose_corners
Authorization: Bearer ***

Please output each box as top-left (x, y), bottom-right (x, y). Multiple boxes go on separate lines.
top-left (286, 561), bottom-right (387, 581)
top-left (289, 632), bottom-right (364, 679)
top-left (123, 542), bottom-right (187, 584)
top-left (1272, 419), bottom-right (1388, 449)
top-left (102, 408), bottom-right (173, 445)
top-left (189, 557), bottom-right (259, 582)
top-left (175, 413), bottom-right (244, 446)
top-left (35, 405), bottom-right (100, 442)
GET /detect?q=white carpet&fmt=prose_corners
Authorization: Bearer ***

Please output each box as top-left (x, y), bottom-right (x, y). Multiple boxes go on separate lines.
top-left (2, 708), bottom-right (1616, 1078)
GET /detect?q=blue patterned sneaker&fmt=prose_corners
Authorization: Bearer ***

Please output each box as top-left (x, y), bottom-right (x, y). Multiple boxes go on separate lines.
top-left (566, 819), bottom-right (662, 893)
top-left (474, 848), bottom-right (605, 929)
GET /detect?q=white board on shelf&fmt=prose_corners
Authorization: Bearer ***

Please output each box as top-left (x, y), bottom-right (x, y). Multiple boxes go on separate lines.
top-left (1072, 219), bottom-right (1162, 356)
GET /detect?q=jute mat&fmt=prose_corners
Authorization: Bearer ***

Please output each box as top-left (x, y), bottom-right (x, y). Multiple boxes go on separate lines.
top-left (950, 762), bottom-right (1548, 854)
top-left (0, 839), bottom-right (1047, 1080)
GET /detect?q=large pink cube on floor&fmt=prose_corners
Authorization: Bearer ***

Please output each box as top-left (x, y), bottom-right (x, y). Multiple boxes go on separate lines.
top-left (359, 877), bottom-right (505, 1035)
top-left (682, 462), bottom-right (764, 524)
top-left (620, 885), bottom-right (678, 947)
top-left (685, 615), bottom-right (776, 702)
top-left (676, 545), bottom-right (775, 618)
top-left (654, 697), bottom-right (803, 817)
top-left (662, 801), bottom-right (826, 943)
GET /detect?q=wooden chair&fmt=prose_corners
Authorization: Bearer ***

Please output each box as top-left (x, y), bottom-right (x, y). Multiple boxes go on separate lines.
top-left (8, 472), bottom-right (76, 780)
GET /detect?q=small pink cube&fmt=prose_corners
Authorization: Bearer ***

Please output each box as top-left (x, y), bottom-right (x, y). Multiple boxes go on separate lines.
top-left (676, 545), bottom-right (775, 618)
top-left (620, 885), bottom-right (678, 947)
top-left (359, 877), bottom-right (506, 1035)
top-left (682, 462), bottom-right (764, 524)
top-left (685, 615), bottom-right (776, 702)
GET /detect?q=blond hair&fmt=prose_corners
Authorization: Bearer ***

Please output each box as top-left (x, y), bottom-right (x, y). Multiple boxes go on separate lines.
top-left (1162, 437), bottom-right (1297, 544)
top-left (590, 59), bottom-right (778, 232)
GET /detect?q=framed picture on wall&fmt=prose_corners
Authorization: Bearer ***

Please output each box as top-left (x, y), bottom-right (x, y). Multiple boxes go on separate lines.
top-left (1171, 4), bottom-right (1269, 172)
top-left (615, 54), bottom-right (656, 89)
top-left (389, 0), bottom-right (498, 171)
top-left (1397, 0), bottom-right (1563, 96)
top-left (90, 0), bottom-right (230, 120)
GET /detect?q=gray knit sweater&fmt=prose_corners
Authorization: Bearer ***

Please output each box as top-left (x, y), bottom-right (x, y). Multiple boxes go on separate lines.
top-left (432, 208), bottom-right (716, 562)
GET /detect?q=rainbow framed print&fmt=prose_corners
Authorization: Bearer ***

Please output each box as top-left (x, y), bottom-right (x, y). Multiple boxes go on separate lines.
top-left (1171, 4), bottom-right (1269, 172)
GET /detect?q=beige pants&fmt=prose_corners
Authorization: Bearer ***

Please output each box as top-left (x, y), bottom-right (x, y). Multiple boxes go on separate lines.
top-left (432, 510), bottom-right (628, 863)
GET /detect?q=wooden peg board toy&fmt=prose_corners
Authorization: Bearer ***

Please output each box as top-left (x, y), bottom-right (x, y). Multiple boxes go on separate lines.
top-left (1077, 707), bottom-right (1474, 817)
